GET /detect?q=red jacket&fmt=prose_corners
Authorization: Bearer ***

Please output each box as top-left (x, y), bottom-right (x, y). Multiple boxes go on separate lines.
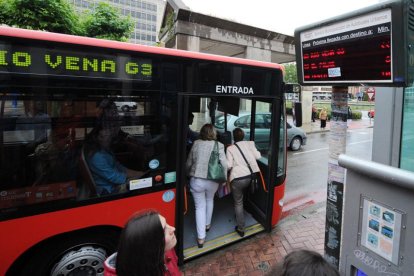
top-left (104, 249), bottom-right (181, 276)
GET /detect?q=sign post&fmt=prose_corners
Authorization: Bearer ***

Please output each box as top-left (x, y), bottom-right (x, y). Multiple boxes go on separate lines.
top-left (324, 86), bottom-right (348, 268)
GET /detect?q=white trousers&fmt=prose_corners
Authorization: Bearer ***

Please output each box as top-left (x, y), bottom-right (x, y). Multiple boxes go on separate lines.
top-left (190, 177), bottom-right (219, 239)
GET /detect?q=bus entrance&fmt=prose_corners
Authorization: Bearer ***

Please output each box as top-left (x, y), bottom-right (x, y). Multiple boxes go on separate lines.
top-left (177, 95), bottom-right (283, 261)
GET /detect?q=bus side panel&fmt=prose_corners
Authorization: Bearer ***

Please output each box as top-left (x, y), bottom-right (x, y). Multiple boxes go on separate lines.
top-left (271, 182), bottom-right (285, 227)
top-left (0, 189), bottom-right (176, 275)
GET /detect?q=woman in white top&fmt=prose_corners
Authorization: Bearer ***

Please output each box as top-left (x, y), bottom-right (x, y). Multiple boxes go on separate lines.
top-left (186, 124), bottom-right (227, 248)
top-left (226, 128), bottom-right (261, 237)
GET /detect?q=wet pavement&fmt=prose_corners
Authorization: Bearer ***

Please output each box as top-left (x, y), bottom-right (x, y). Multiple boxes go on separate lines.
top-left (181, 118), bottom-right (374, 275)
top-left (182, 202), bottom-right (326, 275)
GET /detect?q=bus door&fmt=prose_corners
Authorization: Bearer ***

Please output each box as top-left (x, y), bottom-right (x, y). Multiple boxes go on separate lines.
top-left (176, 95), bottom-right (282, 262)
top-left (242, 98), bottom-right (282, 232)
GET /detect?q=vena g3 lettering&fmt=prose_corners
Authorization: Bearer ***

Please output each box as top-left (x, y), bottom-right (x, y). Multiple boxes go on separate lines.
top-left (0, 48), bottom-right (152, 80)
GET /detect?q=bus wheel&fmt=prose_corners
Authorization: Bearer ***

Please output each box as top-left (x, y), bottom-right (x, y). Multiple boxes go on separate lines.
top-left (18, 230), bottom-right (119, 276)
top-left (290, 136), bottom-right (302, 151)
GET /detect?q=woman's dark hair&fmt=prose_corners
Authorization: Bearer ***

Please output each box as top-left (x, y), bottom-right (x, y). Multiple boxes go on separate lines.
top-left (83, 125), bottom-right (103, 157)
top-left (233, 128), bottom-right (245, 142)
top-left (267, 250), bottom-right (340, 276)
top-left (116, 209), bottom-right (166, 276)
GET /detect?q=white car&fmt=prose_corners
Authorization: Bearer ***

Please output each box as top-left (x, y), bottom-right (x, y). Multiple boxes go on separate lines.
top-left (215, 112), bottom-right (307, 151)
top-left (114, 101), bottom-right (137, 112)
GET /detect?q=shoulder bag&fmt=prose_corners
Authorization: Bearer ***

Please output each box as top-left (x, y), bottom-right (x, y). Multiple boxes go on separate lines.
top-left (235, 143), bottom-right (259, 194)
top-left (207, 141), bottom-right (226, 183)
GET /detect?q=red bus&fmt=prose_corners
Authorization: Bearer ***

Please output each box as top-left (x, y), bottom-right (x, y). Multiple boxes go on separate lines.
top-left (0, 26), bottom-right (289, 275)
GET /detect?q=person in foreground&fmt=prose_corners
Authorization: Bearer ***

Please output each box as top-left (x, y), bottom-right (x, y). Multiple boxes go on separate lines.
top-left (104, 210), bottom-right (181, 276)
top-left (226, 128), bottom-right (261, 237)
top-left (267, 249), bottom-right (340, 276)
top-left (186, 123), bottom-right (227, 248)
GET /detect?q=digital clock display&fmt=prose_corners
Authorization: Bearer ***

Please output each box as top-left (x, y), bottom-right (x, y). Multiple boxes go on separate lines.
top-left (298, 9), bottom-right (392, 84)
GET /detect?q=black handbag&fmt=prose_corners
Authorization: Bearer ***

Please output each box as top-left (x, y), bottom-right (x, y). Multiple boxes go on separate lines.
top-left (235, 143), bottom-right (259, 194)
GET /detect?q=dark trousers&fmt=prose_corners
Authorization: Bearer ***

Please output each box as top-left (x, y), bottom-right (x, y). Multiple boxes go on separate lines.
top-left (321, 119), bottom-right (327, 128)
top-left (231, 176), bottom-right (252, 231)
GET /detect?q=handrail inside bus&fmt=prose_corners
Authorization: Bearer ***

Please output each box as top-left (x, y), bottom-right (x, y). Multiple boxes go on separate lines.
top-left (259, 170), bottom-right (268, 193)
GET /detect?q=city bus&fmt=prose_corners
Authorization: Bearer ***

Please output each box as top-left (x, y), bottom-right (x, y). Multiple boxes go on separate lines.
top-left (0, 26), bottom-right (290, 275)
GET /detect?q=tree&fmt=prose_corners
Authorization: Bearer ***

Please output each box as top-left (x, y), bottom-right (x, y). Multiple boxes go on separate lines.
top-left (1, 0), bottom-right (82, 35)
top-left (82, 2), bottom-right (133, 42)
top-left (283, 62), bottom-right (298, 83)
top-left (0, 0), bottom-right (12, 24)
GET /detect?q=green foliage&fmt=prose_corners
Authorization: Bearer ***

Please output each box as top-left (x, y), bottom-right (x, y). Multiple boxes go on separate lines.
top-left (160, 11), bottom-right (175, 39)
top-left (82, 2), bottom-right (133, 42)
top-left (2, 0), bottom-right (82, 35)
top-left (0, 0), bottom-right (12, 23)
top-left (315, 109), bottom-right (361, 120)
top-left (352, 110), bottom-right (362, 119)
top-left (283, 63), bottom-right (298, 83)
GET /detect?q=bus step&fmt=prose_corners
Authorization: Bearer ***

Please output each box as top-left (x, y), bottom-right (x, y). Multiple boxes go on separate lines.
top-left (183, 223), bottom-right (264, 260)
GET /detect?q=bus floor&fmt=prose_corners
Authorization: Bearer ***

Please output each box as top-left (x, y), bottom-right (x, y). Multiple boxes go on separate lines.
top-left (183, 192), bottom-right (264, 260)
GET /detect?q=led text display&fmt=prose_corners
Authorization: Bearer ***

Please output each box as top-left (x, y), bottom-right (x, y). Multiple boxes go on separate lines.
top-left (297, 9), bottom-right (392, 84)
top-left (0, 43), bottom-right (152, 81)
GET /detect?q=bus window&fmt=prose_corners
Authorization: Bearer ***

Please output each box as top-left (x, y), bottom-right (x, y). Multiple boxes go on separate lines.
top-left (0, 91), bottom-right (176, 206)
top-left (0, 95), bottom-right (79, 207)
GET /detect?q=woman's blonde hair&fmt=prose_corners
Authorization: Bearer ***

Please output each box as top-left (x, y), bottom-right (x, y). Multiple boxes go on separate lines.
top-left (199, 124), bottom-right (216, 141)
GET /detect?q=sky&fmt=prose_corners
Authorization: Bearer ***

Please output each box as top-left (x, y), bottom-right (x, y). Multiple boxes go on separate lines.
top-left (180, 0), bottom-right (382, 36)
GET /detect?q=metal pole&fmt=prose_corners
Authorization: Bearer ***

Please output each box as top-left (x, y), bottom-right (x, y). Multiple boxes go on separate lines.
top-left (324, 86), bottom-right (348, 268)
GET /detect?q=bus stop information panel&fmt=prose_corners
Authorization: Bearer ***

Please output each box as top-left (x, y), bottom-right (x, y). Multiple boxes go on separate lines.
top-left (294, 0), bottom-right (414, 87)
top-left (296, 9), bottom-right (393, 85)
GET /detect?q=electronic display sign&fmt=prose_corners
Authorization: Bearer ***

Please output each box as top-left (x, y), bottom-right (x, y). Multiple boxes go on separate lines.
top-left (295, 0), bottom-right (414, 87)
top-left (298, 9), bottom-right (392, 84)
top-left (0, 43), bottom-right (152, 81)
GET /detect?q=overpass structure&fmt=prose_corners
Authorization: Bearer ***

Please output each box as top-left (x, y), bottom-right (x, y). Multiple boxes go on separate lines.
top-left (159, 0), bottom-right (295, 63)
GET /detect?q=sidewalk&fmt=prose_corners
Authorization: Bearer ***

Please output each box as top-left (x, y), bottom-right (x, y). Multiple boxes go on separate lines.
top-left (293, 117), bottom-right (374, 134)
top-left (182, 202), bottom-right (327, 275)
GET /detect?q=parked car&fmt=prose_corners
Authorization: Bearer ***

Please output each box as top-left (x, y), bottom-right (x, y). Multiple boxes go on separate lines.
top-left (368, 109), bottom-right (375, 118)
top-left (114, 101), bottom-right (137, 112)
top-left (214, 112), bottom-right (307, 151)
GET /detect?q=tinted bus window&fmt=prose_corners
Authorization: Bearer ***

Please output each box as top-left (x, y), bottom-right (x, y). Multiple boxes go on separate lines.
top-left (0, 89), bottom-right (176, 212)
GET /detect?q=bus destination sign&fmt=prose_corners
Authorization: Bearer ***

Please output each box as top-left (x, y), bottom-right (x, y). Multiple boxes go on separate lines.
top-left (297, 9), bottom-right (393, 85)
top-left (0, 43), bottom-right (152, 81)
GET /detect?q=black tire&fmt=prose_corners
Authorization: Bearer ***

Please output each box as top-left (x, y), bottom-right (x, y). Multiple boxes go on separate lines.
top-left (121, 105), bottom-right (130, 112)
top-left (290, 136), bottom-right (302, 151)
top-left (17, 229), bottom-right (119, 276)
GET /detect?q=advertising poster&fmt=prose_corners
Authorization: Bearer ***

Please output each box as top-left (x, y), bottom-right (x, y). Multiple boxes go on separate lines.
top-left (325, 180), bottom-right (344, 267)
top-left (360, 199), bottom-right (403, 265)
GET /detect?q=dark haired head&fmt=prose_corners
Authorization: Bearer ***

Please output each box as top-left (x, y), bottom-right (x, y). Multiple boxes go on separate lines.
top-left (233, 128), bottom-right (245, 142)
top-left (116, 210), bottom-right (166, 276)
top-left (267, 250), bottom-right (340, 276)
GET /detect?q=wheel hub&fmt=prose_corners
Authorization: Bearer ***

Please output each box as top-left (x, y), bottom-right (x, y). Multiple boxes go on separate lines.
top-left (51, 246), bottom-right (107, 276)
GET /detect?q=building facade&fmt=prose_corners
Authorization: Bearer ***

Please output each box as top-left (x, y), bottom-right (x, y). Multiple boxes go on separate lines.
top-left (70, 0), bottom-right (166, 45)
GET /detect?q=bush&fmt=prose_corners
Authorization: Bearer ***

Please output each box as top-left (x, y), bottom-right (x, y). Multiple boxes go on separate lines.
top-left (315, 110), bottom-right (362, 120)
top-left (352, 111), bottom-right (362, 119)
